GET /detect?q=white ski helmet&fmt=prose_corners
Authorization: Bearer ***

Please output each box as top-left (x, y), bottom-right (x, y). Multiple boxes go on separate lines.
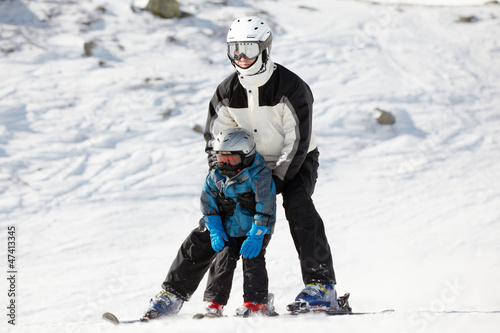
top-left (226, 16), bottom-right (272, 76)
top-left (213, 127), bottom-right (256, 176)
top-left (213, 127), bottom-right (255, 155)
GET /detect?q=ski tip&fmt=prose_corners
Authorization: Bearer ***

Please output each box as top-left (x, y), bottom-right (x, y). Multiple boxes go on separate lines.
top-left (102, 312), bottom-right (119, 325)
top-left (193, 313), bottom-right (205, 319)
top-left (193, 313), bottom-right (227, 319)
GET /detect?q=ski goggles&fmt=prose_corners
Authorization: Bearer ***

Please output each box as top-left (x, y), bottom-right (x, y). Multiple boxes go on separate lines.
top-left (227, 42), bottom-right (261, 60)
top-left (216, 153), bottom-right (242, 166)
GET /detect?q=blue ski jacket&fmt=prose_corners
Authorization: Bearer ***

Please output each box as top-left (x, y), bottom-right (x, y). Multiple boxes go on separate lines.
top-left (200, 152), bottom-right (276, 237)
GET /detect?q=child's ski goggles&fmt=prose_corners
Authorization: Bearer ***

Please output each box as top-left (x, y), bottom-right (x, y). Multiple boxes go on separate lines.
top-left (216, 153), bottom-right (242, 166)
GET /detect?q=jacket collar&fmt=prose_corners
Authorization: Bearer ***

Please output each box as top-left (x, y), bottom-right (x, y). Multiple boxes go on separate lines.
top-left (237, 60), bottom-right (276, 89)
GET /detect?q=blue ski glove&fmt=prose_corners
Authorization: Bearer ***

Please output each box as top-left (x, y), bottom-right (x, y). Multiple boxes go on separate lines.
top-left (203, 215), bottom-right (228, 252)
top-left (240, 223), bottom-right (268, 259)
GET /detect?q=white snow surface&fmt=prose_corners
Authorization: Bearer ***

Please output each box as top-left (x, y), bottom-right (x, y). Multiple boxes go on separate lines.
top-left (1, 0), bottom-right (500, 332)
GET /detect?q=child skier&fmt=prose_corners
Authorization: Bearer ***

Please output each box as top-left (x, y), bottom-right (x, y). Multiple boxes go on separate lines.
top-left (144, 127), bottom-right (276, 318)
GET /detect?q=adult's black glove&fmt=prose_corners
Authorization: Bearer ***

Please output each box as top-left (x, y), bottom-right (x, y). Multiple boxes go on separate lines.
top-left (217, 192), bottom-right (236, 217)
top-left (237, 192), bottom-right (257, 215)
top-left (208, 154), bottom-right (217, 170)
top-left (273, 175), bottom-right (285, 195)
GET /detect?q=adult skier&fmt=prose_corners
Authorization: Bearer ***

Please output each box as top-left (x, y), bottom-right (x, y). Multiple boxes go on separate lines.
top-left (144, 16), bottom-right (338, 319)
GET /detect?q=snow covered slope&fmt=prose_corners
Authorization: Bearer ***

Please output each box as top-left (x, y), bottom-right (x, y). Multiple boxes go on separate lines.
top-left (1, 0), bottom-right (499, 332)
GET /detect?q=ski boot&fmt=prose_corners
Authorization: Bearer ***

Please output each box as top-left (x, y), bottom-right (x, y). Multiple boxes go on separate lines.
top-left (287, 283), bottom-right (337, 314)
top-left (204, 302), bottom-right (224, 318)
top-left (235, 293), bottom-right (279, 317)
top-left (192, 301), bottom-right (225, 319)
top-left (143, 290), bottom-right (184, 320)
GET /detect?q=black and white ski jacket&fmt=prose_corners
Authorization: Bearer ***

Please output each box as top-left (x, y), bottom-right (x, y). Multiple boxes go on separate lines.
top-left (204, 60), bottom-right (317, 183)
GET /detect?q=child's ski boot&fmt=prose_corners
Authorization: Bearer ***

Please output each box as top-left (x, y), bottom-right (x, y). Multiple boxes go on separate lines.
top-left (204, 302), bottom-right (224, 318)
top-left (235, 293), bottom-right (279, 317)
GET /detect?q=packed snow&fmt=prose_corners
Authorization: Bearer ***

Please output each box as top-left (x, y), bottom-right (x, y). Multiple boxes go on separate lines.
top-left (1, 0), bottom-right (499, 332)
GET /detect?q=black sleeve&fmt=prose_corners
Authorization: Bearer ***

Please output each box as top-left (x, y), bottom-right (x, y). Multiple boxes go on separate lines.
top-left (204, 73), bottom-right (240, 170)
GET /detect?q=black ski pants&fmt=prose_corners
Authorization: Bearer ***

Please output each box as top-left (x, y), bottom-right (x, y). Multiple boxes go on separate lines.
top-left (281, 148), bottom-right (336, 285)
top-left (203, 235), bottom-right (272, 305)
top-left (161, 148), bottom-right (335, 301)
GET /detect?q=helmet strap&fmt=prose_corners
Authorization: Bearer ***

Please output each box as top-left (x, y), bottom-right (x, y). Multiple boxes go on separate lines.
top-left (231, 51), bottom-right (270, 77)
top-left (261, 49), bottom-right (268, 63)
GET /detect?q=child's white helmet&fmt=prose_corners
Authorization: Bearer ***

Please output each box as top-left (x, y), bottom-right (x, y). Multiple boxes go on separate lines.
top-left (213, 127), bottom-right (256, 176)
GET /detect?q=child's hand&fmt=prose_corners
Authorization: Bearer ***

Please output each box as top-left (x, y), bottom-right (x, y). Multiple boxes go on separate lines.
top-left (240, 224), bottom-right (268, 259)
top-left (203, 215), bottom-right (228, 252)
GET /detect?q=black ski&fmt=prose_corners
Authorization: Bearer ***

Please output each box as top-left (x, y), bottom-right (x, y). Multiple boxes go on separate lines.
top-left (286, 308), bottom-right (394, 316)
top-left (326, 293), bottom-right (394, 315)
top-left (327, 309), bottom-right (395, 316)
top-left (287, 292), bottom-right (394, 316)
top-left (102, 312), bottom-right (148, 325)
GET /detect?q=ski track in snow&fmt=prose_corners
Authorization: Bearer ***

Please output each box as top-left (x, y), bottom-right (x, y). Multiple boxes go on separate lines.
top-left (1, 0), bottom-right (500, 332)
